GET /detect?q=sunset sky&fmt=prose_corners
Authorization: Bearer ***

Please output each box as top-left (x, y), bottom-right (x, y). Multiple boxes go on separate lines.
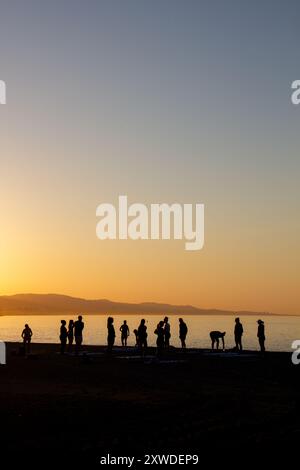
top-left (0, 1), bottom-right (299, 314)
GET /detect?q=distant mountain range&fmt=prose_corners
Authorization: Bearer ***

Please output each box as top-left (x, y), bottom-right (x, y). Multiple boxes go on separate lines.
top-left (0, 293), bottom-right (278, 316)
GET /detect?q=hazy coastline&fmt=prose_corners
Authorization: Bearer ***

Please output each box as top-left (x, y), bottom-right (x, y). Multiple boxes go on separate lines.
top-left (0, 293), bottom-right (289, 316)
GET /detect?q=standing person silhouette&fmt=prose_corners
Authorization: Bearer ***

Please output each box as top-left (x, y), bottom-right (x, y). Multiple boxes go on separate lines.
top-left (164, 317), bottom-right (171, 348)
top-left (67, 319), bottom-right (74, 352)
top-left (120, 320), bottom-right (130, 347)
top-left (21, 324), bottom-right (33, 354)
top-left (179, 318), bottom-right (188, 349)
top-left (137, 319), bottom-right (148, 354)
top-left (154, 321), bottom-right (165, 357)
top-left (234, 317), bottom-right (243, 352)
top-left (60, 320), bottom-right (68, 354)
top-left (257, 320), bottom-right (266, 354)
top-left (74, 315), bottom-right (84, 355)
top-left (107, 317), bottom-right (115, 353)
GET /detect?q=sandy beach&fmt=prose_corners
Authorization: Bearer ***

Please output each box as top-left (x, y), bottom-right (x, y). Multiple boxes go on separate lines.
top-left (0, 342), bottom-right (299, 465)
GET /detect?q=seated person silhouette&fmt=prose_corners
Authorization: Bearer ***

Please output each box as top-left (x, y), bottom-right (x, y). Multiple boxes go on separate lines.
top-left (210, 331), bottom-right (226, 350)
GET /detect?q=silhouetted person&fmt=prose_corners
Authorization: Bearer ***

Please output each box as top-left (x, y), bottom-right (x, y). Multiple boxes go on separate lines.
top-left (74, 315), bottom-right (84, 355)
top-left (67, 319), bottom-right (74, 352)
top-left (257, 319), bottom-right (265, 354)
top-left (60, 320), bottom-right (68, 354)
top-left (234, 317), bottom-right (243, 351)
top-left (179, 318), bottom-right (188, 349)
top-left (164, 316), bottom-right (171, 348)
top-left (133, 329), bottom-right (139, 347)
top-left (210, 331), bottom-right (226, 350)
top-left (107, 316), bottom-right (115, 353)
top-left (154, 321), bottom-right (165, 357)
top-left (137, 319), bottom-right (148, 354)
top-left (120, 320), bottom-right (130, 347)
top-left (21, 324), bottom-right (32, 354)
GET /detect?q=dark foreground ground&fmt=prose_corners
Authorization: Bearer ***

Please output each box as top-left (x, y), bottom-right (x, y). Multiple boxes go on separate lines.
top-left (0, 343), bottom-right (299, 466)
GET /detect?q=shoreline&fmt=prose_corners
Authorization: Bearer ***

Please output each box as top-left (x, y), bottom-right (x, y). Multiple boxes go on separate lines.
top-left (3, 341), bottom-right (292, 356)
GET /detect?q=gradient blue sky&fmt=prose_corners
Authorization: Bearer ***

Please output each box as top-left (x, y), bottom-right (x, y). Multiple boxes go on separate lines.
top-left (0, 0), bottom-right (299, 313)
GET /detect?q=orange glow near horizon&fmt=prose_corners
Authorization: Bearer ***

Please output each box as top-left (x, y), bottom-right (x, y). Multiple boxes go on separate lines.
top-left (1, 207), bottom-right (299, 315)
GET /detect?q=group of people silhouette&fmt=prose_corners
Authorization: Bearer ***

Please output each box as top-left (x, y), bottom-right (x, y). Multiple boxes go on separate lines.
top-left (21, 316), bottom-right (188, 356)
top-left (59, 316), bottom-right (85, 355)
top-left (152, 317), bottom-right (188, 356)
top-left (96, 316), bottom-right (188, 356)
top-left (21, 315), bottom-right (266, 356)
top-left (209, 317), bottom-right (266, 353)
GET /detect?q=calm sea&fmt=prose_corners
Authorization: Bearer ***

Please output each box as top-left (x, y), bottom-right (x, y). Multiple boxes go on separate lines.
top-left (0, 314), bottom-right (299, 352)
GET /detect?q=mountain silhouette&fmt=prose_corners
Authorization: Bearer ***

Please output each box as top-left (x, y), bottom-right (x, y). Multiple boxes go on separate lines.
top-left (0, 293), bottom-right (277, 316)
